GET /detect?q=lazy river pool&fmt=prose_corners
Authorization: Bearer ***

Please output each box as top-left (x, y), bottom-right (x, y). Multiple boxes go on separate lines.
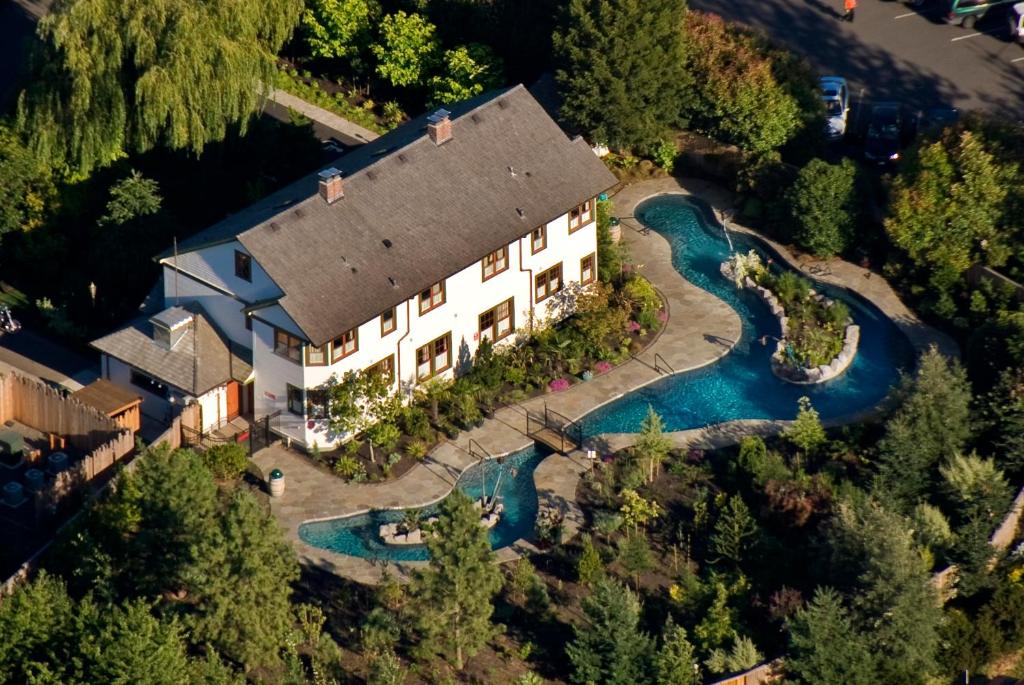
top-left (299, 194), bottom-right (914, 561)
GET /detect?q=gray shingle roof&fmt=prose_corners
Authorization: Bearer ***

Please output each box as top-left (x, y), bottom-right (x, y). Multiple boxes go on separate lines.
top-left (91, 304), bottom-right (253, 396)
top-left (166, 84), bottom-right (616, 347)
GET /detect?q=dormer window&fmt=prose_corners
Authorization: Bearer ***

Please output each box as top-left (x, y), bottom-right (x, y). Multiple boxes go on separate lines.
top-left (234, 250), bottom-right (252, 282)
top-left (419, 281), bottom-right (445, 315)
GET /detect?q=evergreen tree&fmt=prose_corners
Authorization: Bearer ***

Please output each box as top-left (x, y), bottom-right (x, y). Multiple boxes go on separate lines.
top-left (0, 571), bottom-right (78, 683)
top-left (786, 587), bottom-right (877, 685)
top-left (553, 0), bottom-right (691, 151)
top-left (187, 488), bottom-right (301, 671)
top-left (636, 405), bottom-right (673, 483)
top-left (79, 600), bottom-right (191, 684)
top-left (710, 495), bottom-right (759, 566)
top-left (874, 347), bottom-right (972, 507)
top-left (693, 579), bottom-right (737, 651)
top-left (566, 579), bottom-right (654, 685)
top-left (413, 490), bottom-right (502, 670)
top-left (705, 635), bottom-right (762, 676)
top-left (785, 159), bottom-right (859, 257)
top-left (827, 499), bottom-right (941, 684)
top-left (656, 618), bottom-right (699, 685)
top-left (617, 531), bottom-right (654, 589)
top-left (577, 533), bottom-right (606, 586)
top-left (18, 0), bottom-right (304, 177)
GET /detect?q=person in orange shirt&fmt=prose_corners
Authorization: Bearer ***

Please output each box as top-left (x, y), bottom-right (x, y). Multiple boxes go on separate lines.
top-left (844, 0), bottom-right (857, 22)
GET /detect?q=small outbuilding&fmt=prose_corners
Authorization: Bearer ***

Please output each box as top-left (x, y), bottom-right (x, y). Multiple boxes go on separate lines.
top-left (72, 379), bottom-right (143, 434)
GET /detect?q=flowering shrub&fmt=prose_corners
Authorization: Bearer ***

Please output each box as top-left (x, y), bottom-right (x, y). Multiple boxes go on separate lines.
top-left (548, 378), bottom-right (571, 392)
top-left (626, 320), bottom-right (642, 333)
top-left (595, 361), bottom-right (613, 375)
top-left (726, 249), bottom-right (766, 288)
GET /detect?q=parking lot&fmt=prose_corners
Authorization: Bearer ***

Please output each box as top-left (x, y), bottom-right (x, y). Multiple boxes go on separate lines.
top-left (690, 0), bottom-right (1024, 120)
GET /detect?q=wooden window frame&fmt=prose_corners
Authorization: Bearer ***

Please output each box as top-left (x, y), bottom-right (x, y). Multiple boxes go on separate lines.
top-left (530, 226), bottom-right (547, 255)
top-left (569, 199), bottom-right (595, 233)
top-left (305, 342), bottom-right (328, 366)
top-left (381, 307), bottom-right (397, 337)
top-left (415, 332), bottom-right (452, 382)
top-left (481, 245), bottom-right (509, 281)
top-left (479, 298), bottom-right (514, 342)
top-left (286, 384), bottom-right (304, 416)
top-left (365, 354), bottom-right (396, 385)
top-left (306, 387), bottom-right (328, 419)
top-left (534, 263), bottom-right (563, 303)
top-left (234, 250), bottom-right (252, 282)
top-left (274, 328), bottom-right (303, 363)
top-left (419, 280), bottom-right (446, 316)
top-left (580, 253), bottom-right (596, 286)
top-left (331, 328), bottom-right (358, 363)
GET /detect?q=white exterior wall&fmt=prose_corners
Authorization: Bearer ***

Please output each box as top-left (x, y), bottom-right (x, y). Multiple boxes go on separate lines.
top-left (161, 241), bottom-right (283, 349)
top-left (104, 355), bottom-right (226, 432)
top-left (248, 202), bottom-right (599, 449)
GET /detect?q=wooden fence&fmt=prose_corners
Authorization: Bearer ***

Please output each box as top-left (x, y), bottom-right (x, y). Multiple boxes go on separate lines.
top-left (0, 372), bottom-right (124, 452)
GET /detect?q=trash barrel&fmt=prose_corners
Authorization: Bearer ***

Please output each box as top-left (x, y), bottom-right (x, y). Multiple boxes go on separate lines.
top-left (269, 468), bottom-right (285, 498)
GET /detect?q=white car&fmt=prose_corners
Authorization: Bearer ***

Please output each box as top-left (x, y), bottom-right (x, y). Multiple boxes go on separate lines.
top-left (819, 76), bottom-right (850, 141)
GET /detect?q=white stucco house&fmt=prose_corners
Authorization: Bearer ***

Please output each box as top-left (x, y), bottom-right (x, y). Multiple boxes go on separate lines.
top-left (92, 84), bottom-right (617, 447)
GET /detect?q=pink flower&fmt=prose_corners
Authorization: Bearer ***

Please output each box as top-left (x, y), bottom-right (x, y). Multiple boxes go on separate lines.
top-left (548, 378), bottom-right (571, 392)
top-left (657, 309), bottom-right (668, 323)
top-left (627, 320), bottom-right (642, 333)
top-left (595, 361), bottom-right (613, 374)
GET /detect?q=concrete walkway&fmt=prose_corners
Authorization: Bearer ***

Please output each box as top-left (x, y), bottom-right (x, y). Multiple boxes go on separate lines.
top-left (266, 88), bottom-right (380, 145)
top-left (254, 175), bottom-right (954, 584)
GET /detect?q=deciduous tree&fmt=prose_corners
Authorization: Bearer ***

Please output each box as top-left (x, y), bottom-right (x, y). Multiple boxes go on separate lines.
top-left (99, 170), bottom-right (162, 226)
top-left (785, 158), bottom-right (859, 257)
top-left (553, 0), bottom-right (691, 151)
top-left (301, 0), bottom-right (377, 60)
top-left (428, 43), bottom-right (503, 106)
top-left (0, 122), bottom-right (56, 236)
top-left (371, 11), bottom-right (440, 87)
top-left (18, 0), bottom-right (304, 177)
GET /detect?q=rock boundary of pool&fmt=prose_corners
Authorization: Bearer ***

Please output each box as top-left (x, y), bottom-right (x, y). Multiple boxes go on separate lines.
top-left (739, 274), bottom-right (860, 385)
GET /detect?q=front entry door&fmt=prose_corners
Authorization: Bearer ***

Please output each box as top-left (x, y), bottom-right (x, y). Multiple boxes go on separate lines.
top-left (226, 381), bottom-right (240, 420)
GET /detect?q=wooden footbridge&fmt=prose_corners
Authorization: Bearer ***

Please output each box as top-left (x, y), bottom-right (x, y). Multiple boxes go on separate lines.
top-left (526, 403), bottom-right (584, 454)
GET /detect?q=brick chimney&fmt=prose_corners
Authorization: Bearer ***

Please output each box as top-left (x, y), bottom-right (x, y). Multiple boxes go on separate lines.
top-left (318, 168), bottom-right (344, 204)
top-left (426, 109), bottom-right (452, 145)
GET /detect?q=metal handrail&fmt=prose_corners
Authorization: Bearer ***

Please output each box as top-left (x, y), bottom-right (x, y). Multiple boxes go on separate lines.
top-left (654, 352), bottom-right (675, 375)
top-left (468, 438), bottom-right (493, 462)
top-left (544, 403), bottom-right (584, 452)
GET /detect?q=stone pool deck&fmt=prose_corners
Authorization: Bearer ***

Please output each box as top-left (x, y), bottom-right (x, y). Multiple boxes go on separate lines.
top-left (254, 176), bottom-right (956, 584)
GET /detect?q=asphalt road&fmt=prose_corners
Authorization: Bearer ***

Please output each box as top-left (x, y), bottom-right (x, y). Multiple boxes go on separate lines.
top-left (689, 0), bottom-right (1024, 119)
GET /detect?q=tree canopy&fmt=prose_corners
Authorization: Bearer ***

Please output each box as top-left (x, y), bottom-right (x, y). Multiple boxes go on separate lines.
top-left (18, 0), bottom-right (304, 177)
top-left (0, 123), bottom-right (57, 236)
top-left (301, 0), bottom-right (378, 61)
top-left (371, 11), bottom-right (440, 88)
top-left (553, 0), bottom-right (691, 151)
top-left (785, 158), bottom-right (859, 257)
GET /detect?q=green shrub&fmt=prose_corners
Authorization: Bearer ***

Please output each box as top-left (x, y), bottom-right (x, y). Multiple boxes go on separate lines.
top-left (367, 421), bottom-right (401, 451)
top-left (406, 439), bottom-right (429, 461)
top-left (398, 405), bottom-right (432, 440)
top-left (785, 158), bottom-right (859, 257)
top-left (652, 139), bottom-right (678, 173)
top-left (623, 276), bottom-right (660, 314)
top-left (334, 455), bottom-right (366, 481)
top-left (452, 391), bottom-right (482, 429)
top-left (738, 436), bottom-right (790, 485)
top-left (201, 443), bottom-right (248, 480)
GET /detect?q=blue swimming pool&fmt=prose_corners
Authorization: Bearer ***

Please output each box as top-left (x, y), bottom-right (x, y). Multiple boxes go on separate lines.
top-left (298, 445), bottom-right (547, 562)
top-left (581, 194), bottom-right (913, 434)
top-left (299, 194), bottom-right (914, 561)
